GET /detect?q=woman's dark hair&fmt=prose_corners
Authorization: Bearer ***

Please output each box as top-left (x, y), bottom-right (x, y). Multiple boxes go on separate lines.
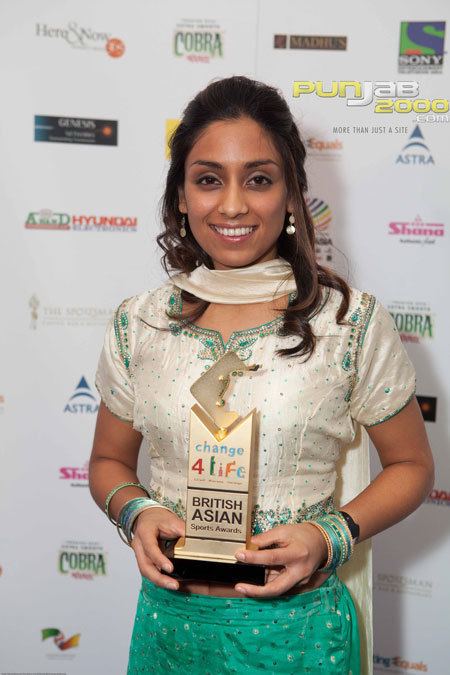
top-left (156, 75), bottom-right (350, 361)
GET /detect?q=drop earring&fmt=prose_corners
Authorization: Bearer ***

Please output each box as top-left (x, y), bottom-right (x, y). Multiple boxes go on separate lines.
top-left (180, 214), bottom-right (187, 238)
top-left (286, 212), bottom-right (296, 235)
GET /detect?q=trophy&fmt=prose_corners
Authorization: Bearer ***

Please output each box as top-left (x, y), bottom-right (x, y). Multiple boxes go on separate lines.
top-left (165, 351), bottom-right (266, 584)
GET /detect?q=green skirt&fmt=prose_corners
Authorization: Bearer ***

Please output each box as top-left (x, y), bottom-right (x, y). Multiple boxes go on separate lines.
top-left (127, 571), bottom-right (360, 674)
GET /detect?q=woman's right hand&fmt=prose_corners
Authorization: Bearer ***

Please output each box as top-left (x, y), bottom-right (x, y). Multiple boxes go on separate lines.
top-left (130, 507), bottom-right (186, 590)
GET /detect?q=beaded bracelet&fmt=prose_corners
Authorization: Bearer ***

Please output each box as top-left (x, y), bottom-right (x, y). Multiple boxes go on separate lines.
top-left (309, 511), bottom-right (354, 572)
top-left (104, 482), bottom-right (151, 525)
top-left (117, 497), bottom-right (176, 546)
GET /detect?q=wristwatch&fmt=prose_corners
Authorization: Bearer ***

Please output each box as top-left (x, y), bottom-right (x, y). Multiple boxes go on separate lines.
top-left (338, 511), bottom-right (360, 544)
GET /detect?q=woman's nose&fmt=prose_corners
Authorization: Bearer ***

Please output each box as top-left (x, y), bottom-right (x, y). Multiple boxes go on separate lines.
top-left (217, 182), bottom-right (249, 218)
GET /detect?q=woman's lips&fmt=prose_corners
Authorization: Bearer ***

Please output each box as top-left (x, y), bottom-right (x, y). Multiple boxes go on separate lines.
top-left (209, 224), bottom-right (258, 242)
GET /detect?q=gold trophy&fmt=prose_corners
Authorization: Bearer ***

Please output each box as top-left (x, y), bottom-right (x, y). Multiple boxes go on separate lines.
top-left (165, 351), bottom-right (266, 584)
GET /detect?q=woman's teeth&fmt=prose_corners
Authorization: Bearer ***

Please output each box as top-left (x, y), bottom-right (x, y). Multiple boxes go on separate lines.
top-left (212, 226), bottom-right (256, 237)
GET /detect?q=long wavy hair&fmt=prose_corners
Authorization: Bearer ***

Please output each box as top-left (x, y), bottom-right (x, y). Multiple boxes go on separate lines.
top-left (156, 75), bottom-right (350, 361)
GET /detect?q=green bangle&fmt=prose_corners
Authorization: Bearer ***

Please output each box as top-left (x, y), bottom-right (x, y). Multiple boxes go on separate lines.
top-left (104, 482), bottom-right (150, 524)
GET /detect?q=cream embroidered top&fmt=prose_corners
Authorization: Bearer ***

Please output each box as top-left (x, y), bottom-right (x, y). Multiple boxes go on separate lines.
top-left (95, 280), bottom-right (416, 533)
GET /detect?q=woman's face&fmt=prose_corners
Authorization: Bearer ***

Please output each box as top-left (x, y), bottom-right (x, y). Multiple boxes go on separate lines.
top-left (178, 116), bottom-right (293, 271)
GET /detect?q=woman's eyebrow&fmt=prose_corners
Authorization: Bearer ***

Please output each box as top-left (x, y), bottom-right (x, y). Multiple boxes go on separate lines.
top-left (189, 159), bottom-right (279, 169)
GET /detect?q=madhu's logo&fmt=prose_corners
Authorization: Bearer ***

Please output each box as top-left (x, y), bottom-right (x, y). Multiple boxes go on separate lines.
top-left (306, 197), bottom-right (334, 265)
top-left (42, 627), bottom-right (80, 650)
top-left (396, 126), bottom-right (434, 165)
top-left (64, 377), bottom-right (98, 414)
top-left (399, 21), bottom-right (446, 73)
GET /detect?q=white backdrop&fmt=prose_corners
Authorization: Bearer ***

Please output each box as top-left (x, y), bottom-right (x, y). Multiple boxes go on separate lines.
top-left (0, 1), bottom-right (448, 673)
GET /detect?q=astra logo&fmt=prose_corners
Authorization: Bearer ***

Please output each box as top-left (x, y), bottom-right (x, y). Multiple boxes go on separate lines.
top-left (396, 125), bottom-right (434, 165)
top-left (64, 377), bottom-right (98, 414)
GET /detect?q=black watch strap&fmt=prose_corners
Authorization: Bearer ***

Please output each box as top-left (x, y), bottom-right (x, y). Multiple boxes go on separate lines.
top-left (338, 510), bottom-right (360, 543)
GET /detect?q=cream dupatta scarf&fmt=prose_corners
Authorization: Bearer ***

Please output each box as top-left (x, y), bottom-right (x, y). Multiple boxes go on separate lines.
top-left (169, 256), bottom-right (373, 675)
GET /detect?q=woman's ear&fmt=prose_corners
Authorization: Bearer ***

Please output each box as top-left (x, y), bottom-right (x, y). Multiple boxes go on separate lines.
top-left (178, 186), bottom-right (187, 213)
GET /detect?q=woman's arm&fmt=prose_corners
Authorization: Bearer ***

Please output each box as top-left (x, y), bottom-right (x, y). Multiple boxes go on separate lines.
top-left (338, 396), bottom-right (434, 541)
top-left (89, 402), bottom-right (185, 590)
top-left (89, 401), bottom-right (147, 523)
top-left (233, 396), bottom-right (434, 596)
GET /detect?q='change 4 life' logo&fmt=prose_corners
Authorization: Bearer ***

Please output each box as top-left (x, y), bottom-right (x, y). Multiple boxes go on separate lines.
top-left (64, 377), bottom-right (98, 414)
top-left (396, 125), bottom-right (434, 165)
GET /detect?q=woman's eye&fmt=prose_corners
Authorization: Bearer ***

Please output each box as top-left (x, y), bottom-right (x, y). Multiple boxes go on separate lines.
top-left (196, 175), bottom-right (219, 185)
top-left (196, 174), bottom-right (272, 186)
top-left (249, 174), bottom-right (272, 186)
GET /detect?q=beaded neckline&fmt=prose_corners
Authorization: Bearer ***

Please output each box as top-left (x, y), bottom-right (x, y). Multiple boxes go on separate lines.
top-left (167, 285), bottom-right (297, 363)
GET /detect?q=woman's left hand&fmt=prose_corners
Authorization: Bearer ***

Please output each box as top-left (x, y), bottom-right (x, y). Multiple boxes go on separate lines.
top-left (233, 522), bottom-right (328, 597)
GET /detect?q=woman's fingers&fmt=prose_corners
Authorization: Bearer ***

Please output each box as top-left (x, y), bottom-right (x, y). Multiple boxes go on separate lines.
top-left (235, 545), bottom-right (299, 567)
top-left (131, 536), bottom-right (179, 590)
top-left (235, 568), bottom-right (300, 598)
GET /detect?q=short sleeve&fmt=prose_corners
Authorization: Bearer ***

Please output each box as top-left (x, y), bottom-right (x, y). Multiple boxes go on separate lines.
top-left (349, 298), bottom-right (417, 427)
top-left (95, 297), bottom-right (135, 423)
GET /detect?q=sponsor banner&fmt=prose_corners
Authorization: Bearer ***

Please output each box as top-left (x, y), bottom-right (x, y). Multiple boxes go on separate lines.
top-left (388, 301), bottom-right (434, 343)
top-left (274, 34), bottom-right (347, 50)
top-left (34, 116), bottom-right (118, 146)
top-left (173, 19), bottom-right (223, 62)
top-left (416, 395), bottom-right (437, 422)
top-left (306, 136), bottom-right (343, 160)
top-left (64, 377), bottom-right (99, 414)
top-left (59, 460), bottom-right (89, 488)
top-left (25, 209), bottom-right (137, 232)
top-left (374, 572), bottom-right (433, 598)
top-left (58, 540), bottom-right (107, 580)
top-left (306, 197), bottom-right (333, 265)
top-left (396, 126), bottom-right (434, 165)
top-left (388, 216), bottom-right (445, 246)
top-left (399, 21), bottom-right (446, 74)
top-left (426, 488), bottom-right (450, 507)
top-left (35, 20), bottom-right (125, 57)
top-left (29, 295), bottom-right (113, 329)
top-left (42, 627), bottom-right (80, 660)
top-left (374, 654), bottom-right (428, 672)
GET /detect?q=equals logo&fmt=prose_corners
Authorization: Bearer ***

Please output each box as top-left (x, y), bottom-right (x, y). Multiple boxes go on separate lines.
top-left (64, 376), bottom-right (99, 414)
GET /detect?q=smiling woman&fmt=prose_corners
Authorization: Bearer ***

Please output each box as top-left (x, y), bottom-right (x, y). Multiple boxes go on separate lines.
top-left (89, 75), bottom-right (434, 675)
top-left (178, 121), bottom-right (290, 261)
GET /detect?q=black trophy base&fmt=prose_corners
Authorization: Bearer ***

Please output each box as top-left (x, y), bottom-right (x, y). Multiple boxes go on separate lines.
top-left (165, 557), bottom-right (266, 585)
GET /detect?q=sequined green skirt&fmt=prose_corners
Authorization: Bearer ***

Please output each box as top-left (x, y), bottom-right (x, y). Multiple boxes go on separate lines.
top-left (127, 571), bottom-right (360, 674)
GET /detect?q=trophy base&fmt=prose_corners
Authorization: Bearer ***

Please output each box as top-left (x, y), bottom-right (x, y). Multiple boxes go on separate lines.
top-left (166, 557), bottom-right (266, 585)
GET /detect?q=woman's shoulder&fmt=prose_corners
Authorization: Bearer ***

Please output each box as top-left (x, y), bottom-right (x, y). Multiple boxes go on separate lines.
top-left (312, 284), bottom-right (377, 335)
top-left (112, 280), bottom-right (176, 329)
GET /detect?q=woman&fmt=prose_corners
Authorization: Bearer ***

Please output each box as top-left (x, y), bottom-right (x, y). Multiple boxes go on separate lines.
top-left (89, 76), bottom-right (434, 674)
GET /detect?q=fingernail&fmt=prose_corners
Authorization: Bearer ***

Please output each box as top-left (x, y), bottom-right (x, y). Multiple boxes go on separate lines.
top-left (162, 563), bottom-right (173, 573)
top-left (236, 586), bottom-right (246, 594)
top-left (167, 582), bottom-right (178, 590)
top-left (235, 551), bottom-right (245, 561)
